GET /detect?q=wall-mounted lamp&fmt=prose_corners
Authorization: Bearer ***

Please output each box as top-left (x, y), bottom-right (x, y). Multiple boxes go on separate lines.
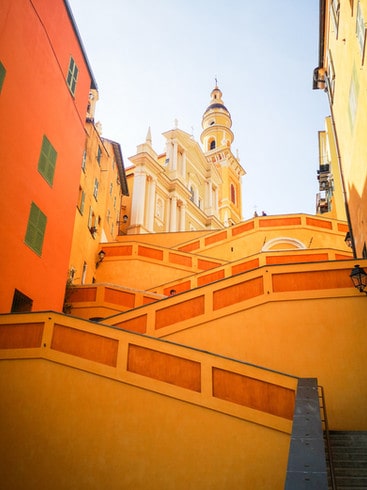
top-left (344, 232), bottom-right (353, 248)
top-left (350, 264), bottom-right (367, 294)
top-left (96, 250), bottom-right (106, 268)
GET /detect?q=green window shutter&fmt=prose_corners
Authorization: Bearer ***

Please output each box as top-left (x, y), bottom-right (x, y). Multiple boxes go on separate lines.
top-left (38, 135), bottom-right (57, 185)
top-left (0, 61), bottom-right (6, 93)
top-left (25, 202), bottom-right (47, 255)
top-left (67, 56), bottom-right (78, 96)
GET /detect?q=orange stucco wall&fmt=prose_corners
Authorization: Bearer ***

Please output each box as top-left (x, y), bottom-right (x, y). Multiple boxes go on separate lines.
top-left (0, 0), bottom-right (92, 312)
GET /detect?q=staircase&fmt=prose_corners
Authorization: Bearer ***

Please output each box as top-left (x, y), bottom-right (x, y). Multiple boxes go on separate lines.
top-left (327, 431), bottom-right (367, 489)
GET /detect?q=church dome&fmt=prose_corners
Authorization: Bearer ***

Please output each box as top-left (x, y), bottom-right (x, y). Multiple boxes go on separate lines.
top-left (204, 102), bottom-right (228, 113)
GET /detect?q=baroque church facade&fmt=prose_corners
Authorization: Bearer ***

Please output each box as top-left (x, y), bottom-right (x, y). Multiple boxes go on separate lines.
top-left (122, 85), bottom-right (245, 235)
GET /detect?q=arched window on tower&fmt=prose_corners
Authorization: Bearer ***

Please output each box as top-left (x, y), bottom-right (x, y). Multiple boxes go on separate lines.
top-left (209, 139), bottom-right (216, 150)
top-left (230, 184), bottom-right (236, 204)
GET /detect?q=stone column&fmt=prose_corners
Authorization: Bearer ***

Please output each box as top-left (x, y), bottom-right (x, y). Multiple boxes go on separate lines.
top-left (169, 194), bottom-right (177, 231)
top-left (172, 140), bottom-right (178, 171)
top-left (130, 166), bottom-right (147, 226)
top-left (146, 176), bottom-right (156, 231)
top-left (181, 151), bottom-right (186, 177)
top-left (179, 202), bottom-right (186, 231)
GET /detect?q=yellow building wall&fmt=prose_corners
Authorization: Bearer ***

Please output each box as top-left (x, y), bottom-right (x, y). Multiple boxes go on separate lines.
top-left (164, 295), bottom-right (367, 430)
top-left (100, 258), bottom-right (366, 430)
top-left (321, 0), bottom-right (367, 254)
top-left (0, 312), bottom-right (295, 489)
top-left (68, 124), bottom-right (123, 286)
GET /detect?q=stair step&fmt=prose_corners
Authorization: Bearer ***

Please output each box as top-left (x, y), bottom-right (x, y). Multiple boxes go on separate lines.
top-left (334, 477), bottom-right (367, 488)
top-left (335, 467), bottom-right (367, 476)
top-left (326, 431), bottom-right (367, 488)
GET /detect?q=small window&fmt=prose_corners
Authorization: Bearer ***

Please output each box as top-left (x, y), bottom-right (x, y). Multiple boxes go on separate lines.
top-left (230, 184), bottom-right (236, 204)
top-left (25, 202), bottom-right (47, 255)
top-left (11, 289), bottom-right (33, 312)
top-left (77, 187), bottom-right (85, 214)
top-left (356, 1), bottom-right (366, 62)
top-left (348, 67), bottom-right (359, 129)
top-left (93, 179), bottom-right (99, 200)
top-left (0, 61), bottom-right (6, 93)
top-left (210, 139), bottom-right (216, 150)
top-left (81, 262), bottom-right (87, 285)
top-left (97, 146), bottom-right (102, 165)
top-left (38, 135), bottom-right (57, 185)
top-left (81, 149), bottom-right (87, 172)
top-left (326, 50), bottom-right (336, 102)
top-left (66, 56), bottom-right (78, 96)
top-left (88, 206), bottom-right (94, 229)
top-left (331, 0), bottom-right (340, 36)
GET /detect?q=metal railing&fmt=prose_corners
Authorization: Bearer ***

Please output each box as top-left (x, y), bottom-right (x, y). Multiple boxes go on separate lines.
top-left (318, 385), bottom-right (337, 490)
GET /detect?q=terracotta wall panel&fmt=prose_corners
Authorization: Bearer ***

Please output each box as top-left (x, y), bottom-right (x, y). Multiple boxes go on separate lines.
top-left (213, 277), bottom-right (264, 310)
top-left (127, 344), bottom-right (201, 391)
top-left (213, 368), bottom-right (295, 419)
top-left (205, 231), bottom-right (227, 246)
top-left (155, 296), bottom-right (205, 329)
top-left (114, 315), bottom-right (147, 333)
top-left (197, 270), bottom-right (225, 287)
top-left (104, 245), bottom-right (133, 257)
top-left (232, 259), bottom-right (260, 275)
top-left (178, 241), bottom-right (200, 252)
top-left (138, 246), bottom-right (163, 261)
top-left (232, 221), bottom-right (255, 236)
top-left (70, 287), bottom-right (97, 303)
top-left (163, 281), bottom-right (191, 296)
top-left (104, 288), bottom-right (135, 308)
top-left (0, 323), bottom-right (44, 349)
top-left (306, 217), bottom-right (332, 229)
top-left (337, 223), bottom-right (349, 232)
top-left (259, 217), bottom-right (302, 227)
top-left (51, 325), bottom-right (118, 366)
top-left (169, 253), bottom-right (192, 267)
top-left (197, 259), bottom-right (221, 271)
top-left (272, 269), bottom-right (351, 292)
top-left (266, 254), bottom-right (329, 265)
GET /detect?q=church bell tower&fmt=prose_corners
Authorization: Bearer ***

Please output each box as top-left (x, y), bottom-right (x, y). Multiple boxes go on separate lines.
top-left (201, 84), bottom-right (245, 226)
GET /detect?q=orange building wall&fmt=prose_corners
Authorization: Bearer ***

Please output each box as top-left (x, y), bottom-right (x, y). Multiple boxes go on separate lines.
top-left (0, 0), bottom-right (93, 312)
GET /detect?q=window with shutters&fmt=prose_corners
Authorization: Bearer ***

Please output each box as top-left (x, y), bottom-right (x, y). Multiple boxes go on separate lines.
top-left (81, 149), bottom-right (87, 172)
top-left (93, 178), bottom-right (99, 200)
top-left (66, 56), bottom-right (78, 96)
top-left (0, 61), bottom-right (6, 93)
top-left (356, 1), bottom-right (366, 62)
top-left (24, 202), bottom-right (47, 255)
top-left (96, 146), bottom-right (102, 165)
top-left (77, 186), bottom-right (85, 214)
top-left (38, 135), bottom-right (57, 186)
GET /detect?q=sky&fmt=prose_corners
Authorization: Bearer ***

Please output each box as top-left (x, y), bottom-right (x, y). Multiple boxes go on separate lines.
top-left (69, 0), bottom-right (330, 220)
